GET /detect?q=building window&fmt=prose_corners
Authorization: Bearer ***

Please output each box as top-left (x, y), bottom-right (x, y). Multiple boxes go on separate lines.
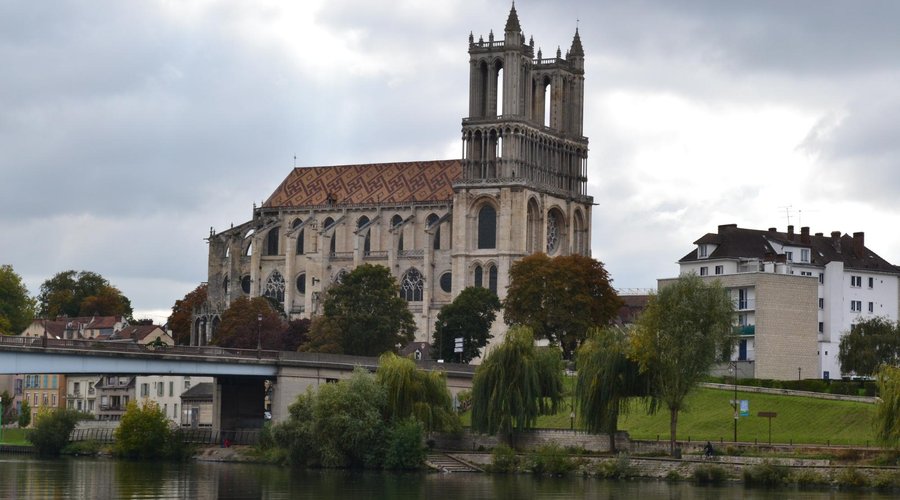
top-left (800, 248), bottom-right (810, 263)
top-left (785, 251), bottom-right (793, 262)
top-left (868, 277), bottom-right (874, 289)
top-left (426, 213), bottom-right (441, 250)
top-left (296, 273), bottom-right (306, 295)
top-left (818, 322), bottom-right (824, 333)
top-left (851, 300), bottom-right (862, 312)
top-left (474, 265), bottom-right (483, 288)
top-left (477, 205), bottom-right (497, 249)
top-left (488, 265), bottom-right (498, 294)
top-left (851, 275), bottom-right (862, 287)
top-left (868, 301), bottom-right (874, 313)
top-left (714, 265), bottom-right (723, 275)
top-left (546, 210), bottom-right (561, 254)
top-left (141, 384), bottom-right (149, 397)
top-left (819, 273), bottom-right (824, 284)
top-left (699, 267), bottom-right (708, 276)
top-left (169, 382), bottom-right (174, 397)
top-left (264, 270), bottom-right (286, 303)
top-left (184, 380), bottom-right (191, 390)
top-left (439, 272), bottom-right (452, 293)
top-left (698, 245), bottom-right (708, 258)
top-left (400, 268), bottom-right (424, 302)
top-left (241, 275), bottom-right (251, 294)
top-left (157, 382), bottom-right (164, 397)
top-left (266, 227), bottom-right (280, 256)
top-left (818, 298), bottom-right (824, 309)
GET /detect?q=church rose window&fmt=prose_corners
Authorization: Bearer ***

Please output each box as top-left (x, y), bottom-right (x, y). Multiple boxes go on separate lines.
top-left (264, 270), bottom-right (285, 303)
top-left (546, 210), bottom-right (560, 254)
top-left (401, 268), bottom-right (424, 301)
top-left (334, 269), bottom-right (348, 284)
top-left (477, 205), bottom-right (497, 249)
top-left (439, 272), bottom-right (452, 293)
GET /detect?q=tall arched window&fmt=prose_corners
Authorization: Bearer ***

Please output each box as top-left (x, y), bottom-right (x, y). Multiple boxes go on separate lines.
top-left (401, 268), bottom-right (424, 302)
top-left (488, 265), bottom-right (498, 294)
top-left (357, 216), bottom-right (371, 256)
top-left (426, 213), bottom-right (441, 250)
top-left (477, 205), bottom-right (497, 249)
top-left (222, 277), bottom-right (229, 295)
top-left (240, 275), bottom-right (251, 294)
top-left (266, 227), bottom-right (280, 255)
top-left (292, 219), bottom-right (305, 255)
top-left (474, 265), bottom-right (483, 288)
top-left (392, 214), bottom-right (404, 253)
top-left (264, 270), bottom-right (285, 303)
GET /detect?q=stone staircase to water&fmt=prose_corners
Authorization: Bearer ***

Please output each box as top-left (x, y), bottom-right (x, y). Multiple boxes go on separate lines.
top-left (426, 453), bottom-right (482, 473)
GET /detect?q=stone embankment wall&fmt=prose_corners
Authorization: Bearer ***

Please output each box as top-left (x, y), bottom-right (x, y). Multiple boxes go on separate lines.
top-left (431, 429), bottom-right (629, 452)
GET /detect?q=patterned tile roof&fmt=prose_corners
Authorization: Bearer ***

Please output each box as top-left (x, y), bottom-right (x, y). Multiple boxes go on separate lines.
top-left (263, 160), bottom-right (462, 208)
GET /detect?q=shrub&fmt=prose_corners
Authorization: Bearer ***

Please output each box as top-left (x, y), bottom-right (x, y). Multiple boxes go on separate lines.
top-left (872, 470), bottom-right (900, 490)
top-left (791, 468), bottom-right (828, 487)
top-left (665, 469), bottom-right (682, 481)
top-left (692, 464), bottom-right (728, 484)
top-left (384, 419), bottom-right (425, 470)
top-left (872, 451), bottom-right (900, 466)
top-left (834, 467), bottom-right (869, 488)
top-left (18, 400), bottom-right (31, 428)
top-left (528, 443), bottom-right (575, 475)
top-left (490, 444), bottom-right (519, 473)
top-left (743, 460), bottom-right (790, 487)
top-left (62, 440), bottom-right (102, 456)
top-left (594, 455), bottom-right (633, 480)
top-left (27, 409), bottom-right (82, 456)
top-left (113, 400), bottom-right (175, 459)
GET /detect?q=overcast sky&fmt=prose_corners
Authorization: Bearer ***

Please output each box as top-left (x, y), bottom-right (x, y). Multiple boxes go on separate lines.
top-left (3, 0), bottom-right (899, 324)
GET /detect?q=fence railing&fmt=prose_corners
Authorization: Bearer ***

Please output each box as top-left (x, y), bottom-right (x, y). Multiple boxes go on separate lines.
top-left (68, 427), bottom-right (262, 446)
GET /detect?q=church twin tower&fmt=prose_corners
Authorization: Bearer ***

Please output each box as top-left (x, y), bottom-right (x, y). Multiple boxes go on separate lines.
top-left (198, 5), bottom-right (592, 346)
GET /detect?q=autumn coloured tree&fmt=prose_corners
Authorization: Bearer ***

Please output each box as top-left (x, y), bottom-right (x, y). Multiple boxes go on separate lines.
top-left (504, 253), bottom-right (621, 358)
top-left (167, 284), bottom-right (208, 345)
top-left (37, 270), bottom-right (133, 320)
top-left (0, 264), bottom-right (36, 334)
top-left (431, 286), bottom-right (501, 363)
top-left (213, 296), bottom-right (285, 350)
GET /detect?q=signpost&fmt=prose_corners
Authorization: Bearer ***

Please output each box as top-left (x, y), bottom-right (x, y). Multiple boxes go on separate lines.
top-left (758, 411), bottom-right (777, 445)
top-left (454, 337), bottom-right (463, 363)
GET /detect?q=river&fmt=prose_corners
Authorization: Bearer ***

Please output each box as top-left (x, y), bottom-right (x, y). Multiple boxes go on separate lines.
top-left (0, 453), bottom-right (895, 499)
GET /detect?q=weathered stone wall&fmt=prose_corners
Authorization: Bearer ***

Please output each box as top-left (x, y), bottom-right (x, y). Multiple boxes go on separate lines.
top-left (431, 429), bottom-right (629, 453)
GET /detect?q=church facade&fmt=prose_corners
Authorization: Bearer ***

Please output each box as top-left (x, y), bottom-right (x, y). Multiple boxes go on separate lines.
top-left (194, 6), bottom-right (594, 346)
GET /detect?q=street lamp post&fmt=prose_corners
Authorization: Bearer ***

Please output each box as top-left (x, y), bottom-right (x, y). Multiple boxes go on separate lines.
top-left (257, 313), bottom-right (262, 358)
top-left (732, 361), bottom-right (738, 443)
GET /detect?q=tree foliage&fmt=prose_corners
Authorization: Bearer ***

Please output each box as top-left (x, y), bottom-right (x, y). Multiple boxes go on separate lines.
top-left (27, 408), bottom-right (82, 456)
top-left (18, 399), bottom-right (31, 428)
top-left (630, 274), bottom-right (735, 453)
top-left (874, 365), bottom-right (900, 450)
top-left (0, 390), bottom-right (13, 422)
top-left (37, 270), bottom-right (133, 320)
top-left (114, 400), bottom-right (179, 459)
top-left (167, 283), bottom-right (207, 345)
top-left (471, 326), bottom-right (564, 442)
top-left (214, 296), bottom-right (285, 350)
top-left (306, 264), bottom-right (415, 356)
top-left (839, 317), bottom-right (900, 377)
top-left (431, 287), bottom-right (501, 363)
top-left (376, 353), bottom-right (459, 433)
top-left (575, 327), bottom-right (652, 452)
top-left (504, 253), bottom-right (621, 358)
top-left (0, 265), bottom-right (36, 334)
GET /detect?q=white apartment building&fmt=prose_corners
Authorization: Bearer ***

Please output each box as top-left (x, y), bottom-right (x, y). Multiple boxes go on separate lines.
top-left (66, 375), bottom-right (101, 415)
top-left (135, 375), bottom-right (213, 425)
top-left (674, 224), bottom-right (900, 379)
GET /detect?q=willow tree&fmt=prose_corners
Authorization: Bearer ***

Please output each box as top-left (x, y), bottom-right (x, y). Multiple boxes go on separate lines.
top-left (470, 326), bottom-right (564, 444)
top-left (631, 274), bottom-right (735, 454)
top-left (575, 327), bottom-right (653, 452)
top-left (874, 365), bottom-right (900, 450)
top-left (376, 353), bottom-right (459, 433)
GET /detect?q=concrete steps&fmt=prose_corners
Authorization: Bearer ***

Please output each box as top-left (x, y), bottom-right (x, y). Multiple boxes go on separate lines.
top-left (426, 453), bottom-right (482, 473)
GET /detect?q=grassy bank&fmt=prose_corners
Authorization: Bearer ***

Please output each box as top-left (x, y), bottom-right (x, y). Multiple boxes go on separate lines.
top-left (0, 428), bottom-right (29, 445)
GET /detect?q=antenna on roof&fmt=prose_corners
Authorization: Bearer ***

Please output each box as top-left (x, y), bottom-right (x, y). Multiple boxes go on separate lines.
top-left (294, 155), bottom-right (297, 168)
top-left (778, 205), bottom-right (793, 226)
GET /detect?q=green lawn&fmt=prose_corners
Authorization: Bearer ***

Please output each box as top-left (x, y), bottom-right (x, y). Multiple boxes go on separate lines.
top-left (0, 428), bottom-right (29, 445)
top-left (464, 385), bottom-right (877, 446)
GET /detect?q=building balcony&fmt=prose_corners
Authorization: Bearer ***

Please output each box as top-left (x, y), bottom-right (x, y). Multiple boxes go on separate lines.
top-left (733, 325), bottom-right (755, 336)
top-left (733, 299), bottom-right (755, 311)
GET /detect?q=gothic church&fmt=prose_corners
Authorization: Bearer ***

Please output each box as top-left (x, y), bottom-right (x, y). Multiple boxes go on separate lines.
top-left (195, 6), bottom-right (593, 346)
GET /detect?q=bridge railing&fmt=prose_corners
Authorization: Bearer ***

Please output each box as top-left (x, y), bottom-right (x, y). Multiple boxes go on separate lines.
top-left (0, 335), bottom-right (282, 360)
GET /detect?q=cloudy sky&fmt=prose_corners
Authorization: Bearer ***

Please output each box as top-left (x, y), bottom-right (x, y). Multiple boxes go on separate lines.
top-left (3, 0), bottom-right (899, 323)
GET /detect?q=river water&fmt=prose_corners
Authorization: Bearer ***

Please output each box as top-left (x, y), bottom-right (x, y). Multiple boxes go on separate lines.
top-left (0, 453), bottom-right (895, 499)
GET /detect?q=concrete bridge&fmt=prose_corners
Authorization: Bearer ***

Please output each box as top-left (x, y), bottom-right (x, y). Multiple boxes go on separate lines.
top-left (0, 336), bottom-right (475, 436)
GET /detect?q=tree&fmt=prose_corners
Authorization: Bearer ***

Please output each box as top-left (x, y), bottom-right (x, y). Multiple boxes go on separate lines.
top-left (310, 264), bottom-right (415, 356)
top-left (376, 353), bottom-right (459, 433)
top-left (431, 287), bottom-right (501, 363)
top-left (27, 408), bottom-right (82, 456)
top-left (504, 253), bottom-right (621, 358)
top-left (0, 390), bottom-right (13, 422)
top-left (301, 317), bottom-right (344, 354)
top-left (630, 274), bottom-right (735, 454)
top-left (0, 265), bottom-right (36, 334)
top-left (874, 365), bottom-right (900, 450)
top-left (575, 327), bottom-right (653, 452)
top-left (214, 297), bottom-right (285, 350)
top-left (114, 400), bottom-right (176, 459)
top-left (471, 326), bottom-right (564, 444)
top-left (167, 283), bottom-right (207, 345)
top-left (839, 317), bottom-right (900, 377)
top-left (37, 270), bottom-right (133, 320)
top-left (280, 318), bottom-right (311, 351)
top-left (18, 399), bottom-right (31, 428)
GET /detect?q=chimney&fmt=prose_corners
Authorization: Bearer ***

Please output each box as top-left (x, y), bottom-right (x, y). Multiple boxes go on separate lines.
top-left (815, 232), bottom-right (823, 237)
top-left (831, 231), bottom-right (842, 253)
top-left (801, 226), bottom-right (810, 244)
top-left (787, 225), bottom-right (794, 241)
top-left (768, 227), bottom-right (777, 233)
top-left (718, 223), bottom-right (737, 233)
top-left (853, 232), bottom-right (865, 258)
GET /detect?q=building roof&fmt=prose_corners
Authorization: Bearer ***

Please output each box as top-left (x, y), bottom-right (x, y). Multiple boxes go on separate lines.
top-left (181, 382), bottom-right (214, 401)
top-left (681, 224), bottom-right (899, 273)
top-left (263, 160), bottom-right (462, 208)
top-left (112, 325), bottom-right (169, 343)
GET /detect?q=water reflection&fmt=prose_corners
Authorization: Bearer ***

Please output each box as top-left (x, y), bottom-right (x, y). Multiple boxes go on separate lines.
top-left (0, 454), bottom-right (896, 499)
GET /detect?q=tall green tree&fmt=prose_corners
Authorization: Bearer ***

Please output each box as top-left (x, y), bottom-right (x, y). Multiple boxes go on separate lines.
top-left (18, 399), bottom-right (31, 428)
top-left (214, 296), bottom-right (285, 350)
top-left (167, 283), bottom-right (208, 345)
top-left (575, 326), bottom-right (653, 452)
top-left (114, 400), bottom-right (175, 459)
top-left (874, 365), bottom-right (900, 450)
top-left (0, 264), bottom-right (36, 334)
top-left (471, 326), bottom-right (564, 444)
top-left (307, 264), bottom-right (415, 356)
top-left (431, 287), bottom-right (501, 363)
top-left (37, 270), bottom-right (133, 320)
top-left (630, 274), bottom-right (735, 454)
top-left (376, 353), bottom-right (459, 433)
top-left (504, 253), bottom-right (621, 358)
top-left (839, 317), bottom-right (900, 377)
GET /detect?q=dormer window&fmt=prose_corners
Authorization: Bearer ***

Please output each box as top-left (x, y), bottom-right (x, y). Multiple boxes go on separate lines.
top-left (800, 248), bottom-right (810, 263)
top-left (698, 245), bottom-right (708, 258)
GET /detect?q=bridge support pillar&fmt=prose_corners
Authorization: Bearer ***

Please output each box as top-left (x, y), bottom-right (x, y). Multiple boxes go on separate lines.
top-left (212, 376), bottom-right (266, 438)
